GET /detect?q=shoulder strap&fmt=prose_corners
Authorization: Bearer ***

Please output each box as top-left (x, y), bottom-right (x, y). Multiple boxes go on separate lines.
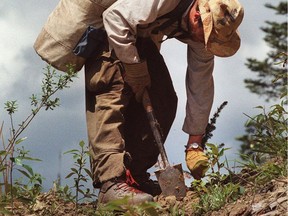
top-left (151, 0), bottom-right (195, 35)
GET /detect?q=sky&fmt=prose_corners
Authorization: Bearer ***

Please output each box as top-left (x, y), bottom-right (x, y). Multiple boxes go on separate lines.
top-left (0, 0), bottom-right (283, 191)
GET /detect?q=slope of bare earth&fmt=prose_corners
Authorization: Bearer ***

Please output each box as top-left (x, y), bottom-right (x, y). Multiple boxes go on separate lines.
top-left (155, 177), bottom-right (287, 216)
top-left (7, 175), bottom-right (287, 216)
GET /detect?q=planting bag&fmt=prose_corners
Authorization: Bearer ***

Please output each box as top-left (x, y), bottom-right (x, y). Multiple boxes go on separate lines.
top-left (34, 0), bottom-right (116, 72)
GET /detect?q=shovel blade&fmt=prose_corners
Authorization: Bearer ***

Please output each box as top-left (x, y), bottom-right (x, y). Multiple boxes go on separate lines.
top-left (155, 164), bottom-right (186, 199)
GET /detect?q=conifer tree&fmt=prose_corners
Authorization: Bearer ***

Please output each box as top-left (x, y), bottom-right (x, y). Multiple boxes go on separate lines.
top-left (239, 1), bottom-right (287, 157)
top-left (244, 1), bottom-right (287, 101)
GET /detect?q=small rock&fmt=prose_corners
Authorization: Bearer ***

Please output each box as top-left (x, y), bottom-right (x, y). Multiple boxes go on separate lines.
top-left (252, 200), bottom-right (266, 213)
top-left (269, 196), bottom-right (288, 209)
top-left (33, 200), bottom-right (46, 211)
top-left (165, 195), bottom-right (177, 205)
top-left (229, 203), bottom-right (247, 216)
top-left (260, 210), bottom-right (281, 216)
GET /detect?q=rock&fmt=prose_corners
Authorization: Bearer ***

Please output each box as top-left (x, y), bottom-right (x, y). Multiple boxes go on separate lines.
top-left (164, 195), bottom-right (177, 205)
top-left (229, 203), bottom-right (247, 216)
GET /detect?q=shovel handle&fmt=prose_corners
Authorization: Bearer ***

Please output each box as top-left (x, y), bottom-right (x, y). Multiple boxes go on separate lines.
top-left (142, 90), bottom-right (170, 168)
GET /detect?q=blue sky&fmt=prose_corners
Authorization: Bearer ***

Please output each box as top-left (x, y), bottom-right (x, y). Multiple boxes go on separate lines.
top-left (0, 0), bottom-right (282, 190)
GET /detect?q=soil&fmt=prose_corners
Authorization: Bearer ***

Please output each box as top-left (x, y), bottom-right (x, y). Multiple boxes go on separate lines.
top-left (155, 177), bottom-right (288, 216)
top-left (7, 174), bottom-right (287, 216)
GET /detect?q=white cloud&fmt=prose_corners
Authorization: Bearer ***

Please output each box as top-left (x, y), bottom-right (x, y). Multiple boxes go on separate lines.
top-left (0, 16), bottom-right (28, 95)
top-left (0, 0), bottom-right (59, 100)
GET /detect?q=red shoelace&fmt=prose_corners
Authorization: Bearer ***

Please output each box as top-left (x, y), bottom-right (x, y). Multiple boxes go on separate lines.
top-left (117, 182), bottom-right (142, 193)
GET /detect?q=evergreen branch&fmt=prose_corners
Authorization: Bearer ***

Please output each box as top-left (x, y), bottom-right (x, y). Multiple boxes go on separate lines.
top-left (202, 101), bottom-right (228, 148)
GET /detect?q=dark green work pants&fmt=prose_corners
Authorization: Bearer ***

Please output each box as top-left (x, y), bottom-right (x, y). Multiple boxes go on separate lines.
top-left (85, 38), bottom-right (177, 187)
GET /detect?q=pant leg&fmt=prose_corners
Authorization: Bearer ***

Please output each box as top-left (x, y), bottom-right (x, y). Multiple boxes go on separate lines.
top-left (85, 51), bottom-right (132, 187)
top-left (85, 38), bottom-right (177, 187)
top-left (124, 38), bottom-right (178, 179)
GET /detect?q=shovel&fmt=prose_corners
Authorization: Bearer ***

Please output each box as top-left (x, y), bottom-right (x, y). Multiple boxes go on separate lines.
top-left (142, 90), bottom-right (186, 199)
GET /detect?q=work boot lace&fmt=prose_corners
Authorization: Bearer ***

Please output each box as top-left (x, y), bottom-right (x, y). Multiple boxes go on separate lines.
top-left (116, 182), bottom-right (142, 193)
top-left (98, 179), bottom-right (153, 204)
top-left (125, 169), bottom-right (139, 186)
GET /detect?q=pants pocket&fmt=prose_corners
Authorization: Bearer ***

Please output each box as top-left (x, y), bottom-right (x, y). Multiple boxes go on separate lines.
top-left (85, 54), bottom-right (123, 93)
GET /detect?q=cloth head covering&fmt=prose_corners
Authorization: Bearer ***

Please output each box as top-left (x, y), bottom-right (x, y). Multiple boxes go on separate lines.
top-left (199, 0), bottom-right (244, 57)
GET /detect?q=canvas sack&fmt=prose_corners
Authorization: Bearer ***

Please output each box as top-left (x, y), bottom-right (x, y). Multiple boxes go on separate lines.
top-left (34, 0), bottom-right (116, 72)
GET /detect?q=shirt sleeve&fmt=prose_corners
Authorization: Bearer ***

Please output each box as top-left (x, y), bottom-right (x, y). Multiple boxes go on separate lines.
top-left (182, 41), bottom-right (215, 135)
top-left (102, 0), bottom-right (180, 63)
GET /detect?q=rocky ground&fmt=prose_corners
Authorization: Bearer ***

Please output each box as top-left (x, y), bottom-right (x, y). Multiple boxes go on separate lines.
top-left (7, 174), bottom-right (287, 216)
top-left (157, 177), bottom-right (287, 216)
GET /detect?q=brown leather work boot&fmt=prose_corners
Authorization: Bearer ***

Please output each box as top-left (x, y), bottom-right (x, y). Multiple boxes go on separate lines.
top-left (98, 178), bottom-right (153, 204)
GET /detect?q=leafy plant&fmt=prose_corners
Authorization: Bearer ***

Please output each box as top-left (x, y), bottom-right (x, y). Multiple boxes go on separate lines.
top-left (202, 101), bottom-right (228, 148)
top-left (206, 143), bottom-right (230, 173)
top-left (194, 182), bottom-right (244, 215)
top-left (64, 140), bottom-right (95, 207)
top-left (3, 65), bottom-right (77, 164)
top-left (243, 101), bottom-right (287, 159)
top-left (51, 180), bottom-right (74, 202)
top-left (10, 146), bottom-right (43, 203)
top-left (188, 142), bottom-right (243, 215)
top-left (238, 152), bottom-right (287, 186)
top-left (0, 65), bottom-right (77, 213)
top-left (244, 1), bottom-right (287, 100)
top-left (96, 197), bottom-right (161, 216)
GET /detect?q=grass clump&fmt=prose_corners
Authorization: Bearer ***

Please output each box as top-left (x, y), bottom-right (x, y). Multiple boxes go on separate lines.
top-left (96, 198), bottom-right (161, 216)
top-left (194, 182), bottom-right (243, 214)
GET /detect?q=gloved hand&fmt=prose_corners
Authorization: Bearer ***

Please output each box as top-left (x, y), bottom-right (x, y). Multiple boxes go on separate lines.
top-left (185, 143), bottom-right (209, 180)
top-left (123, 61), bottom-right (151, 102)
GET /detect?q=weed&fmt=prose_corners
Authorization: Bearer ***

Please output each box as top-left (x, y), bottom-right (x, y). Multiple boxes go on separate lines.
top-left (0, 65), bottom-right (77, 213)
top-left (188, 143), bottom-right (240, 214)
top-left (52, 181), bottom-right (74, 202)
top-left (96, 197), bottom-right (161, 216)
top-left (194, 182), bottom-right (244, 215)
top-left (167, 205), bottom-right (186, 216)
top-left (202, 101), bottom-right (228, 148)
top-left (243, 101), bottom-right (287, 160)
top-left (11, 146), bottom-right (43, 202)
top-left (237, 94), bottom-right (287, 186)
top-left (238, 154), bottom-right (287, 186)
top-left (64, 140), bottom-right (96, 207)
top-left (206, 143), bottom-right (230, 176)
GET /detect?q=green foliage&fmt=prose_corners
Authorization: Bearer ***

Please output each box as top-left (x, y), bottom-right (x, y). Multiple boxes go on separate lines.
top-left (0, 134), bottom-right (44, 208)
top-left (244, 1), bottom-right (287, 100)
top-left (2, 65), bottom-right (77, 166)
top-left (190, 143), bottom-right (245, 215)
top-left (239, 153), bottom-right (287, 185)
top-left (96, 197), bottom-right (161, 216)
top-left (0, 65), bottom-right (77, 213)
top-left (52, 181), bottom-right (75, 202)
top-left (205, 143), bottom-right (230, 175)
top-left (10, 146), bottom-right (43, 203)
top-left (202, 101), bottom-right (228, 148)
top-left (4, 101), bottom-right (18, 116)
top-left (239, 1), bottom-right (287, 181)
top-left (238, 99), bottom-right (287, 161)
top-left (166, 206), bottom-right (185, 216)
top-left (194, 182), bottom-right (244, 215)
top-left (64, 140), bottom-right (96, 206)
top-left (184, 103), bottom-right (245, 214)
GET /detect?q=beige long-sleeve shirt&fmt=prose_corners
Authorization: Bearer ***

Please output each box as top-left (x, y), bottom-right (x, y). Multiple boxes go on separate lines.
top-left (103, 0), bottom-right (214, 135)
